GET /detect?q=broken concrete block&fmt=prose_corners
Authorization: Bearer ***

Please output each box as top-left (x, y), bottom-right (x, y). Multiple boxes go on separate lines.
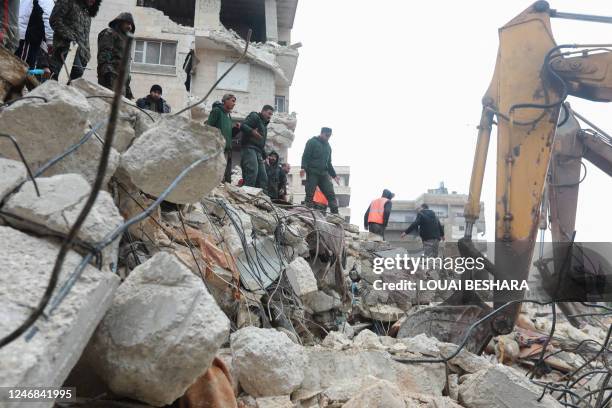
top-left (322, 331), bottom-right (352, 350)
top-left (86, 252), bottom-right (230, 406)
top-left (302, 290), bottom-right (342, 314)
top-left (0, 80), bottom-right (90, 172)
top-left (0, 226), bottom-right (119, 399)
top-left (4, 174), bottom-right (124, 268)
top-left (459, 365), bottom-right (563, 408)
top-left (352, 329), bottom-right (385, 350)
top-left (0, 158), bottom-right (26, 201)
top-left (231, 327), bottom-right (306, 397)
top-left (71, 78), bottom-right (138, 152)
top-left (438, 342), bottom-right (493, 374)
top-left (121, 116), bottom-right (226, 204)
top-left (342, 377), bottom-right (404, 408)
top-left (255, 395), bottom-right (293, 408)
top-left (47, 131), bottom-right (120, 188)
top-left (299, 348), bottom-right (445, 398)
top-left (285, 257), bottom-right (317, 296)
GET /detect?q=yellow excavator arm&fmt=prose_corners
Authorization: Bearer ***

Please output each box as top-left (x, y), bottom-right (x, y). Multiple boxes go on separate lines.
top-left (463, 0), bottom-right (612, 335)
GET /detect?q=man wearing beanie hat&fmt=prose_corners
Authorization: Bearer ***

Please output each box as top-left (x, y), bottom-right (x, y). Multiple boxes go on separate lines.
top-left (136, 84), bottom-right (171, 113)
top-left (97, 11), bottom-right (135, 98)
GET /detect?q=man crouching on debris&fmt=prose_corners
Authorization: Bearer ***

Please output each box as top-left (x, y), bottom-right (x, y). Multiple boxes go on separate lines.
top-left (240, 104), bottom-right (273, 193)
top-left (97, 12), bottom-right (135, 98)
top-left (208, 93), bottom-right (238, 183)
top-left (136, 84), bottom-right (171, 113)
top-left (401, 203), bottom-right (445, 256)
top-left (49, 0), bottom-right (101, 80)
top-left (301, 127), bottom-right (340, 214)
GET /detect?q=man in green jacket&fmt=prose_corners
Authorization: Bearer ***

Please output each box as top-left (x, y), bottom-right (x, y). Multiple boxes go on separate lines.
top-left (300, 127), bottom-right (340, 214)
top-left (207, 94), bottom-right (237, 183)
top-left (97, 12), bottom-right (135, 99)
top-left (240, 104), bottom-right (274, 193)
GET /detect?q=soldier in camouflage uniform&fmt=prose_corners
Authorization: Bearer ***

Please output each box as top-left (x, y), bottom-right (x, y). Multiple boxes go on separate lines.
top-left (97, 12), bottom-right (134, 99)
top-left (49, 0), bottom-right (101, 80)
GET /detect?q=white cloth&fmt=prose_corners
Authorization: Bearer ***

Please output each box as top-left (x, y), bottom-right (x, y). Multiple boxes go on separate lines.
top-left (18, 0), bottom-right (54, 43)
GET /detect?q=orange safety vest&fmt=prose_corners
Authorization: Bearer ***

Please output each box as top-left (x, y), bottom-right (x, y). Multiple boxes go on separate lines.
top-left (368, 197), bottom-right (389, 224)
top-left (313, 187), bottom-right (328, 206)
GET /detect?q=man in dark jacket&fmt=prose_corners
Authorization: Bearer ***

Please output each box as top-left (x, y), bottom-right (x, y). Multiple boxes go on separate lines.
top-left (207, 94), bottom-right (237, 183)
top-left (265, 151), bottom-right (286, 200)
top-left (300, 127), bottom-right (339, 214)
top-left (97, 12), bottom-right (134, 98)
top-left (136, 84), bottom-right (171, 113)
top-left (279, 162), bottom-right (290, 200)
top-left (364, 189), bottom-right (394, 239)
top-left (16, 0), bottom-right (54, 71)
top-left (401, 204), bottom-right (445, 256)
top-left (49, 0), bottom-right (100, 80)
top-left (240, 104), bottom-right (273, 193)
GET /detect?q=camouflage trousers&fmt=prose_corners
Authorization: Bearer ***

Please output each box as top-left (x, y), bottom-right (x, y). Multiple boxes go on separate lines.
top-left (423, 239), bottom-right (440, 257)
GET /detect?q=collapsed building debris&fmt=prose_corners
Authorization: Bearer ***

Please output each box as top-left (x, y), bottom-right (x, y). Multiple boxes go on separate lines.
top-left (0, 78), bottom-right (611, 408)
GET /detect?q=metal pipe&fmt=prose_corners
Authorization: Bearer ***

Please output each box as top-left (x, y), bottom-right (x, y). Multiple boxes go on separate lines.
top-left (550, 10), bottom-right (612, 25)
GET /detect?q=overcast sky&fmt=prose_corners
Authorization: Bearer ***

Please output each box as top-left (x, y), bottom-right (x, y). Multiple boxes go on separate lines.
top-left (286, 0), bottom-right (611, 242)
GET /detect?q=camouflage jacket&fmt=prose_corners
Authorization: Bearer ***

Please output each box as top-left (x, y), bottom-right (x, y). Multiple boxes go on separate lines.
top-left (97, 27), bottom-right (129, 77)
top-left (49, 0), bottom-right (100, 64)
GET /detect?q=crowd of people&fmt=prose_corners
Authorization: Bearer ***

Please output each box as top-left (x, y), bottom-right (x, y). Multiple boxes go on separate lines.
top-left (3, 0), bottom-right (170, 111)
top-left (2, 0), bottom-right (440, 251)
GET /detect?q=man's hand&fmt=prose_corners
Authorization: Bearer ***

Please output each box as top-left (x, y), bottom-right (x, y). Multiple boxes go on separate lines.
top-left (400, 232), bottom-right (407, 238)
top-left (233, 122), bottom-right (240, 129)
top-left (42, 67), bottom-right (52, 79)
top-left (333, 176), bottom-right (340, 185)
top-left (300, 169), bottom-right (305, 178)
top-left (252, 130), bottom-right (262, 140)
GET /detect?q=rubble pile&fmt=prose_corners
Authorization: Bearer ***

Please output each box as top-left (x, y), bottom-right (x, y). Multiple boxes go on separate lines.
top-left (1, 79), bottom-right (611, 408)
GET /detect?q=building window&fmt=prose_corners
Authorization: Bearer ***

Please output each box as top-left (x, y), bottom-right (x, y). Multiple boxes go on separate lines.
top-left (275, 95), bottom-right (287, 113)
top-left (134, 40), bottom-right (177, 67)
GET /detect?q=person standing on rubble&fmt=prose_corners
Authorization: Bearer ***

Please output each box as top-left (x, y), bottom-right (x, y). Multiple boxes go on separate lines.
top-left (279, 162), bottom-right (290, 200)
top-left (1, 0), bottom-right (20, 51)
top-left (49, 0), bottom-right (100, 80)
top-left (400, 203), bottom-right (445, 257)
top-left (97, 12), bottom-right (135, 98)
top-left (208, 93), bottom-right (238, 183)
top-left (136, 84), bottom-right (171, 113)
top-left (300, 127), bottom-right (340, 214)
top-left (265, 151), bottom-right (286, 200)
top-left (16, 0), bottom-right (54, 73)
top-left (240, 104), bottom-right (274, 193)
top-left (364, 189), bottom-right (395, 239)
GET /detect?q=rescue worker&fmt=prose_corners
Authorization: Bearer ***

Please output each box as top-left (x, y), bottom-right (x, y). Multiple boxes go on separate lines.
top-left (1, 0), bottom-right (20, 51)
top-left (400, 203), bottom-right (445, 257)
top-left (207, 94), bottom-right (237, 183)
top-left (279, 162), bottom-right (290, 200)
top-left (16, 0), bottom-right (54, 71)
top-left (364, 189), bottom-right (395, 239)
top-left (265, 151), bottom-right (286, 200)
top-left (136, 84), bottom-right (171, 113)
top-left (49, 0), bottom-right (101, 80)
top-left (97, 12), bottom-right (135, 98)
top-left (300, 127), bottom-right (339, 214)
top-left (240, 105), bottom-right (273, 193)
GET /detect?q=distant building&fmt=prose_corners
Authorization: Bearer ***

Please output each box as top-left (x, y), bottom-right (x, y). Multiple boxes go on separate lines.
top-left (287, 166), bottom-right (351, 222)
top-left (385, 182), bottom-right (486, 250)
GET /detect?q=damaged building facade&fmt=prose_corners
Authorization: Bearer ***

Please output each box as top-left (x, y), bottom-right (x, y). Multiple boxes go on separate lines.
top-left (84, 0), bottom-right (300, 161)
